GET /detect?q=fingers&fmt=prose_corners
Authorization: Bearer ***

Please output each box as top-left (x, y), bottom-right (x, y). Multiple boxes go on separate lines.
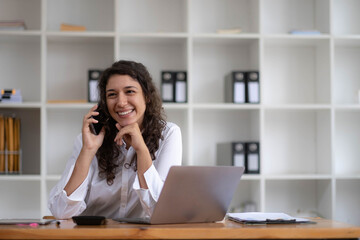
top-left (83, 105), bottom-right (100, 132)
top-left (114, 123), bottom-right (123, 146)
top-left (84, 104), bottom-right (99, 120)
top-left (114, 123), bottom-right (142, 147)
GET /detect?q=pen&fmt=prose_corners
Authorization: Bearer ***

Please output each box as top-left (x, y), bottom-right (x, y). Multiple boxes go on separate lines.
top-left (16, 223), bottom-right (39, 227)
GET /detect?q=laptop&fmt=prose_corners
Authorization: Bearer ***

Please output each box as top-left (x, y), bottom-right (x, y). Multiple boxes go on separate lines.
top-left (114, 165), bottom-right (244, 224)
top-left (0, 219), bottom-right (56, 225)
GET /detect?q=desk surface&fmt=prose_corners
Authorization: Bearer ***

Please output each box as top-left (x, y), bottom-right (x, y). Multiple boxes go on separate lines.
top-left (0, 218), bottom-right (359, 239)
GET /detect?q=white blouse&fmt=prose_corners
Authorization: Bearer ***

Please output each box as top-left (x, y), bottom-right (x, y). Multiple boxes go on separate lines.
top-left (48, 122), bottom-right (182, 219)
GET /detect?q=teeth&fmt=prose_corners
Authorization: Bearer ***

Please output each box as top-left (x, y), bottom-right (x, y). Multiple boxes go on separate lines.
top-left (118, 110), bottom-right (133, 116)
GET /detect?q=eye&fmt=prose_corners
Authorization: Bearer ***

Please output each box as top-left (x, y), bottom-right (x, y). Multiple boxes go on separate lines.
top-left (126, 90), bottom-right (136, 94)
top-left (106, 92), bottom-right (117, 98)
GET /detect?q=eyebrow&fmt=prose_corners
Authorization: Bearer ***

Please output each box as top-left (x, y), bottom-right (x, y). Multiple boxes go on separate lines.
top-left (106, 86), bottom-right (138, 92)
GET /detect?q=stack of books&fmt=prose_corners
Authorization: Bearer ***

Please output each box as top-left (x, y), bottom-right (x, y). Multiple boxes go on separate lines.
top-left (0, 115), bottom-right (21, 174)
top-left (0, 20), bottom-right (26, 31)
top-left (0, 89), bottom-right (23, 103)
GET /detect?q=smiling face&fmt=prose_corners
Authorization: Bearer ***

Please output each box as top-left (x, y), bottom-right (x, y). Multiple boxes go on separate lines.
top-left (105, 74), bottom-right (146, 128)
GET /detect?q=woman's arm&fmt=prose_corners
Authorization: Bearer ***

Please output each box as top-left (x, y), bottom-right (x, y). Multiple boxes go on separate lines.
top-left (132, 123), bottom-right (182, 215)
top-left (64, 105), bottom-right (105, 196)
top-left (114, 122), bottom-right (152, 189)
top-left (48, 105), bottom-right (105, 219)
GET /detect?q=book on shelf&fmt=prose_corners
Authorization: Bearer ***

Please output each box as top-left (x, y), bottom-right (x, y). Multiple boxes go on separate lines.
top-left (289, 29), bottom-right (321, 35)
top-left (0, 20), bottom-right (26, 31)
top-left (0, 115), bottom-right (21, 174)
top-left (216, 27), bottom-right (242, 34)
top-left (0, 89), bottom-right (22, 103)
top-left (60, 23), bottom-right (86, 32)
top-left (47, 99), bottom-right (87, 104)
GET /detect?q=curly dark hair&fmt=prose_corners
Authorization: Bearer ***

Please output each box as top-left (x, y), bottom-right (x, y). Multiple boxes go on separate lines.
top-left (96, 60), bottom-right (166, 185)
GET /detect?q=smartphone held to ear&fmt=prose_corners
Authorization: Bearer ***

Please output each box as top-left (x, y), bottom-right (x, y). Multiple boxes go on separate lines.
top-left (90, 109), bottom-right (104, 135)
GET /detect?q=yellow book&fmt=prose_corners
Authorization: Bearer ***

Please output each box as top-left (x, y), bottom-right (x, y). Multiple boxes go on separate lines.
top-left (0, 116), bottom-right (4, 173)
top-left (8, 117), bottom-right (14, 173)
top-left (216, 28), bottom-right (242, 34)
top-left (15, 118), bottom-right (21, 172)
top-left (60, 23), bottom-right (86, 32)
top-left (4, 117), bottom-right (9, 172)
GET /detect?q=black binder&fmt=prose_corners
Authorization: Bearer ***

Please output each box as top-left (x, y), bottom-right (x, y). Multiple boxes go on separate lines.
top-left (225, 71), bottom-right (246, 103)
top-left (88, 70), bottom-right (103, 103)
top-left (232, 142), bottom-right (245, 167)
top-left (174, 71), bottom-right (187, 103)
top-left (161, 71), bottom-right (174, 102)
top-left (246, 71), bottom-right (260, 103)
top-left (216, 142), bottom-right (245, 168)
top-left (161, 71), bottom-right (187, 103)
top-left (245, 142), bottom-right (260, 174)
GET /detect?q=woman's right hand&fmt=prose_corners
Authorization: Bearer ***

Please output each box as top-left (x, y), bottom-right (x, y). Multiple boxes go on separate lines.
top-left (81, 104), bottom-right (105, 153)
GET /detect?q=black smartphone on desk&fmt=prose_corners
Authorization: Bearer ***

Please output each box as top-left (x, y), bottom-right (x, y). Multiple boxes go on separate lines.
top-left (89, 107), bottom-right (104, 135)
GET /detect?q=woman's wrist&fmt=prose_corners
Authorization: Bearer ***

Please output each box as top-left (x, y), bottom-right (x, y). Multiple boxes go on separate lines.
top-left (79, 147), bottom-right (97, 162)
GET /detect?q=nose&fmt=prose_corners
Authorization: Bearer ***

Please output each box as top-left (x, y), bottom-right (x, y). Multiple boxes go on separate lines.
top-left (117, 93), bottom-right (127, 107)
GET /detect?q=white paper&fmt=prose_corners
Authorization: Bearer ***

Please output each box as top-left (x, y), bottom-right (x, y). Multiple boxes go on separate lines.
top-left (227, 212), bottom-right (310, 223)
top-left (162, 83), bottom-right (173, 101)
top-left (234, 82), bottom-right (245, 103)
top-left (175, 81), bottom-right (186, 102)
top-left (247, 154), bottom-right (259, 171)
top-left (233, 154), bottom-right (245, 167)
top-left (248, 82), bottom-right (259, 103)
top-left (89, 80), bottom-right (99, 102)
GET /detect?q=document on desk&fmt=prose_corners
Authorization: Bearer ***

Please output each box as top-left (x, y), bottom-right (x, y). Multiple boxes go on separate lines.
top-left (227, 212), bottom-right (315, 224)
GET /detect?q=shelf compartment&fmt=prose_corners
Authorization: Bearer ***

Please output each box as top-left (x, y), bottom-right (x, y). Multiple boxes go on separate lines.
top-left (46, 109), bottom-right (87, 175)
top-left (265, 179), bottom-right (332, 219)
top-left (190, 0), bottom-right (259, 34)
top-left (193, 38), bottom-right (259, 103)
top-left (193, 109), bottom-right (259, 166)
top-left (0, 35), bottom-right (41, 102)
top-left (119, 37), bottom-right (187, 93)
top-left (261, 0), bottom-right (330, 34)
top-left (0, 0), bottom-right (41, 31)
top-left (263, 109), bottom-right (331, 175)
top-left (0, 108), bottom-right (40, 175)
top-left (333, 39), bottom-right (360, 104)
top-left (46, 0), bottom-right (114, 32)
top-left (165, 109), bottom-right (189, 165)
top-left (263, 38), bottom-right (330, 104)
top-left (0, 180), bottom-right (40, 218)
top-left (335, 179), bottom-right (360, 226)
top-left (332, 0), bottom-right (360, 35)
top-left (46, 36), bottom-right (114, 102)
top-left (229, 180), bottom-right (260, 212)
top-left (117, 0), bottom-right (186, 33)
top-left (334, 110), bottom-right (360, 175)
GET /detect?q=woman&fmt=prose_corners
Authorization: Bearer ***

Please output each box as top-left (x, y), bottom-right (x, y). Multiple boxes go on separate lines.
top-left (48, 60), bottom-right (182, 219)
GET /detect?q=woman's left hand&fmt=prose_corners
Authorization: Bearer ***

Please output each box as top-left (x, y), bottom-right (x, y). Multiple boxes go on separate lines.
top-left (114, 122), bottom-right (152, 188)
top-left (114, 122), bottom-right (146, 151)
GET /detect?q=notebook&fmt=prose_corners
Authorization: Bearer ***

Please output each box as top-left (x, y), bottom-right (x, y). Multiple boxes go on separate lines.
top-left (114, 165), bottom-right (244, 224)
top-left (227, 212), bottom-right (315, 224)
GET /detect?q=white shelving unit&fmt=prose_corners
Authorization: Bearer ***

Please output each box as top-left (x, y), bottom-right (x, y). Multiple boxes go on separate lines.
top-left (0, 0), bottom-right (359, 225)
